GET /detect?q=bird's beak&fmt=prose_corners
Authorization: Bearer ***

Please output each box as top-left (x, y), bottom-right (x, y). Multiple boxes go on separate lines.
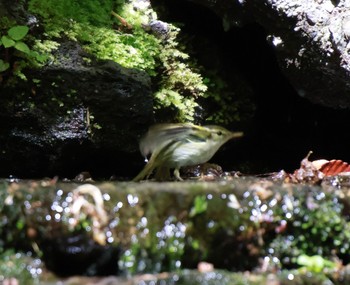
top-left (229, 132), bottom-right (244, 139)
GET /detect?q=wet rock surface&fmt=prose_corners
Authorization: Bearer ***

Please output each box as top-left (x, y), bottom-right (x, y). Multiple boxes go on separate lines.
top-left (0, 40), bottom-right (153, 178)
top-left (2, 177), bottom-right (350, 283)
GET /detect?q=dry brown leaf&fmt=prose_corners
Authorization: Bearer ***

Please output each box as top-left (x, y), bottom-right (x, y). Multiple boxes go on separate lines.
top-left (318, 159), bottom-right (350, 176)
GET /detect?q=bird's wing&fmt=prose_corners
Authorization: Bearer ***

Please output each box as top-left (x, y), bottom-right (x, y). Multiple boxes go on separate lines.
top-left (139, 123), bottom-right (205, 157)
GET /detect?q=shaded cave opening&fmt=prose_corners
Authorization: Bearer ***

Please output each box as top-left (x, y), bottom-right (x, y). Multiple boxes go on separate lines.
top-left (151, 0), bottom-right (350, 175)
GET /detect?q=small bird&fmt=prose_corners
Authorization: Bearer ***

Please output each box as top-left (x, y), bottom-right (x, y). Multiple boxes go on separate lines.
top-left (133, 123), bottom-right (243, 181)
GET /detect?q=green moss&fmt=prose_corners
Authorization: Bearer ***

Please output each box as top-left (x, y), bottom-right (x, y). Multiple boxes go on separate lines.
top-left (0, 250), bottom-right (41, 284)
top-left (267, 189), bottom-right (350, 269)
top-left (4, 180), bottom-right (350, 278)
top-left (203, 72), bottom-right (254, 125)
top-left (28, 0), bottom-right (115, 26)
top-left (27, 0), bottom-right (217, 122)
top-left (153, 24), bottom-right (209, 122)
top-left (28, 0), bottom-right (160, 72)
top-left (0, 17), bottom-right (15, 30)
top-left (0, 0), bottom-right (245, 124)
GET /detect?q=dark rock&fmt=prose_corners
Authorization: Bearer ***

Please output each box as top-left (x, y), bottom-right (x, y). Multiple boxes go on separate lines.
top-left (41, 233), bottom-right (121, 277)
top-left (148, 20), bottom-right (170, 39)
top-left (0, 40), bottom-right (154, 178)
top-left (188, 0), bottom-right (350, 109)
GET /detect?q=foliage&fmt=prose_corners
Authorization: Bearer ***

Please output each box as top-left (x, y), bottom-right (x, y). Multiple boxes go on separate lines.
top-left (296, 254), bottom-right (337, 273)
top-left (0, 24), bottom-right (49, 81)
top-left (154, 25), bottom-right (208, 122)
top-left (267, 188), bottom-right (350, 270)
top-left (27, 0), bottom-right (216, 122)
top-left (1, 26), bottom-right (29, 52)
top-left (0, 250), bottom-right (41, 284)
top-left (104, 3), bottom-right (209, 122)
top-left (82, 25), bottom-right (161, 74)
top-left (0, 25), bottom-right (30, 77)
top-left (28, 0), bottom-right (115, 26)
top-left (154, 89), bottom-right (198, 122)
top-left (29, 0), bottom-right (159, 71)
top-left (0, 185), bottom-right (28, 251)
top-left (203, 72), bottom-right (254, 125)
top-left (0, 0), bottom-right (244, 125)
top-left (189, 195), bottom-right (208, 217)
top-left (118, 206), bottom-right (186, 274)
top-left (3, 180), bottom-right (350, 278)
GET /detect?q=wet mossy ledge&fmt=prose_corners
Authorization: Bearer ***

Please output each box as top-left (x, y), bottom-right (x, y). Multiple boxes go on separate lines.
top-left (2, 178), bottom-right (350, 283)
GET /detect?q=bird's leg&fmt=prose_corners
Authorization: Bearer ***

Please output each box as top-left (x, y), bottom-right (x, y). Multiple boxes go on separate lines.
top-left (173, 168), bottom-right (183, 181)
top-left (155, 166), bottom-right (171, 181)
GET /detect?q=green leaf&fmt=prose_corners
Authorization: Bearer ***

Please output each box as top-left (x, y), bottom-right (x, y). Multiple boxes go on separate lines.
top-left (8, 25), bottom-right (29, 41)
top-left (14, 42), bottom-right (30, 54)
top-left (33, 52), bottom-right (48, 63)
top-left (16, 219), bottom-right (25, 230)
top-left (1, 35), bottom-right (15, 48)
top-left (189, 195), bottom-right (208, 217)
top-left (0, 59), bottom-right (9, 72)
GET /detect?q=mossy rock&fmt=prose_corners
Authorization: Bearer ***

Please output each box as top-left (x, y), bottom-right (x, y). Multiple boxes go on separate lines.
top-left (1, 177), bottom-right (350, 281)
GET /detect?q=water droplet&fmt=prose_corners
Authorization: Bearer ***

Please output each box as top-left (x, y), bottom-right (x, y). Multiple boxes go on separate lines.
top-left (55, 205), bottom-right (63, 213)
top-left (66, 196), bottom-right (73, 203)
top-left (172, 274), bottom-right (180, 281)
top-left (260, 204), bottom-right (268, 212)
top-left (316, 192), bottom-right (325, 200)
top-left (272, 257), bottom-right (279, 263)
top-left (207, 220), bottom-right (215, 228)
top-left (127, 194), bottom-right (139, 206)
top-left (103, 193), bottom-right (111, 201)
top-left (24, 201), bottom-right (31, 209)
top-left (269, 198), bottom-right (277, 207)
top-left (251, 209), bottom-right (259, 217)
top-left (140, 217), bottom-right (148, 227)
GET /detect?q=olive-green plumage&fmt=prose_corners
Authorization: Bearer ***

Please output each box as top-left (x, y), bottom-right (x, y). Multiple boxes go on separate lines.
top-left (133, 123), bottom-right (243, 181)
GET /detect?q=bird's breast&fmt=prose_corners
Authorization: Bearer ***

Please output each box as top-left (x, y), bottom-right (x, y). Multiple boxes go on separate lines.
top-left (168, 141), bottom-right (220, 168)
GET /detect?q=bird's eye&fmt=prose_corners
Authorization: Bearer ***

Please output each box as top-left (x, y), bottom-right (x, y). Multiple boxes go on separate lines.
top-left (217, 131), bottom-right (222, 136)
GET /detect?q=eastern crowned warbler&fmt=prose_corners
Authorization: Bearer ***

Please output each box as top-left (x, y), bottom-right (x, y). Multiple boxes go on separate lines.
top-left (133, 123), bottom-right (243, 181)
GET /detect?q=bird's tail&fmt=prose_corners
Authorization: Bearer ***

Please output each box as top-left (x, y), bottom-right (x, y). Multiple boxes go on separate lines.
top-left (132, 161), bottom-right (154, 182)
top-left (133, 150), bottom-right (161, 182)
